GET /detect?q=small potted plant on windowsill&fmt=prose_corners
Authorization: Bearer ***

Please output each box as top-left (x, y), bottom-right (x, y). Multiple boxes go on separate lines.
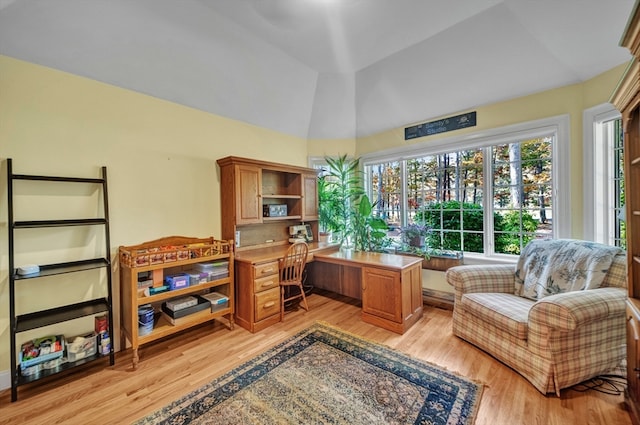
top-left (396, 223), bottom-right (463, 270)
top-left (401, 223), bottom-right (430, 248)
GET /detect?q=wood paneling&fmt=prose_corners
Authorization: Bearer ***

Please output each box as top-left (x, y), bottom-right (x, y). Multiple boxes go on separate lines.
top-left (611, 5), bottom-right (640, 422)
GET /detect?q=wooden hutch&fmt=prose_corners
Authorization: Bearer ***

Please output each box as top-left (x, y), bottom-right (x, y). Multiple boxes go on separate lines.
top-left (216, 156), bottom-right (324, 332)
top-left (216, 156), bottom-right (424, 335)
top-left (611, 2), bottom-right (640, 423)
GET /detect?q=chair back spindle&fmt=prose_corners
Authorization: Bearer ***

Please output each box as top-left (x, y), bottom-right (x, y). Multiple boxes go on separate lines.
top-left (279, 242), bottom-right (309, 321)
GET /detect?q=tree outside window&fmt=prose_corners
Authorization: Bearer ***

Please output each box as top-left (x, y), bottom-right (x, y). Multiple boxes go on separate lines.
top-left (366, 136), bottom-right (554, 256)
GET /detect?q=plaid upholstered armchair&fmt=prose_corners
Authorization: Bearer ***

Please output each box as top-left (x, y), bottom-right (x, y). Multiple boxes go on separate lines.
top-left (445, 239), bottom-right (627, 396)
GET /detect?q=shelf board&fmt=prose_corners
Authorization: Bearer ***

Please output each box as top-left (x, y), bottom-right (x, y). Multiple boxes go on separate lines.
top-left (137, 308), bottom-right (233, 345)
top-left (12, 174), bottom-right (104, 184)
top-left (13, 218), bottom-right (107, 228)
top-left (17, 352), bottom-right (111, 386)
top-left (262, 194), bottom-right (301, 199)
top-left (14, 258), bottom-right (110, 280)
top-left (124, 253), bottom-right (231, 273)
top-left (16, 299), bottom-right (110, 332)
top-left (137, 277), bottom-right (231, 305)
top-left (263, 215), bottom-right (302, 222)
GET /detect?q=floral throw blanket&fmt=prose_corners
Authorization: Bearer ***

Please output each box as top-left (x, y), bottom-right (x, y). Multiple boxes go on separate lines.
top-left (514, 239), bottom-right (621, 301)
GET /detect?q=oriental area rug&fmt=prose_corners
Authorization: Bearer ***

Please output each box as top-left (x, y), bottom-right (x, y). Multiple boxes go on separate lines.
top-left (135, 322), bottom-right (483, 425)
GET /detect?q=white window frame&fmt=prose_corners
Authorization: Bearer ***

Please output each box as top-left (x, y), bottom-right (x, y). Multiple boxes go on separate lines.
top-left (583, 103), bottom-right (622, 245)
top-left (360, 115), bottom-right (571, 261)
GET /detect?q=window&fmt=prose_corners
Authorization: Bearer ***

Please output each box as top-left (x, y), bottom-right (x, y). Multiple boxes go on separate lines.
top-left (369, 161), bottom-right (402, 229)
top-left (404, 149), bottom-right (486, 253)
top-left (363, 116), bottom-right (570, 258)
top-left (584, 105), bottom-right (626, 248)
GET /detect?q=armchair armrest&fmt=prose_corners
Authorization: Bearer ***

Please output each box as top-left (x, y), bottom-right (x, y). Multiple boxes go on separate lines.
top-left (529, 287), bottom-right (626, 331)
top-left (445, 264), bottom-right (515, 294)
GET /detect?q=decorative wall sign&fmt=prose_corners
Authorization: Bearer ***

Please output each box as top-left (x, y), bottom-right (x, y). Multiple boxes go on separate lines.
top-left (404, 111), bottom-right (477, 140)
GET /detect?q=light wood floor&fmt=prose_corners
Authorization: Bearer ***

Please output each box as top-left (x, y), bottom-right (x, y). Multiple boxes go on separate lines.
top-left (0, 290), bottom-right (633, 425)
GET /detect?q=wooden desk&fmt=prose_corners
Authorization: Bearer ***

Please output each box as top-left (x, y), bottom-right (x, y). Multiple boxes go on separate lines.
top-left (312, 251), bottom-right (424, 334)
top-left (234, 242), bottom-right (338, 332)
top-left (234, 244), bottom-right (423, 334)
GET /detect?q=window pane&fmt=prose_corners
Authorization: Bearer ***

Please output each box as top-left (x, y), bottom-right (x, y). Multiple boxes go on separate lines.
top-left (369, 161), bottom-right (402, 233)
top-left (612, 118), bottom-right (626, 248)
top-left (410, 149), bottom-right (485, 253)
top-left (492, 137), bottom-right (553, 254)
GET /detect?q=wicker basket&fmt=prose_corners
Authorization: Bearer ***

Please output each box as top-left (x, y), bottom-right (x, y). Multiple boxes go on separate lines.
top-left (119, 236), bottom-right (231, 268)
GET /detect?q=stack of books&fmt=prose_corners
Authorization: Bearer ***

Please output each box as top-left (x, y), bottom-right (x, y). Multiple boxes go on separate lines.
top-left (161, 296), bottom-right (209, 325)
top-left (194, 261), bottom-right (229, 280)
top-left (161, 292), bottom-right (230, 325)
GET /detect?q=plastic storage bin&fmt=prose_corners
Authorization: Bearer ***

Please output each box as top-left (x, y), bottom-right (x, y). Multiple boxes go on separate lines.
top-left (66, 333), bottom-right (98, 362)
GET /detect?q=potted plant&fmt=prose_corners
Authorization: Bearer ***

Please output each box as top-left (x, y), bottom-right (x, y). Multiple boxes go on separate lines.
top-left (317, 174), bottom-right (339, 242)
top-left (351, 194), bottom-right (391, 252)
top-left (396, 223), bottom-right (463, 270)
top-left (321, 154), bottom-right (364, 248)
top-left (401, 223), bottom-right (430, 248)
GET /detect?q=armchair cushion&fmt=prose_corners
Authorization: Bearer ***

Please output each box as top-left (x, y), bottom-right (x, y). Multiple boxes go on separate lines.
top-left (514, 239), bottom-right (621, 300)
top-left (461, 293), bottom-right (532, 340)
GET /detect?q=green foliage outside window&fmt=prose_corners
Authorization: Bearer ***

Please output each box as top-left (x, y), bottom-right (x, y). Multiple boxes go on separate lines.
top-left (415, 200), bottom-right (538, 255)
top-left (495, 210), bottom-right (539, 254)
top-left (415, 201), bottom-right (484, 252)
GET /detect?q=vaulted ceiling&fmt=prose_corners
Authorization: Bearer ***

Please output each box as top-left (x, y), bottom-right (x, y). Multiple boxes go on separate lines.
top-left (0, 0), bottom-right (635, 139)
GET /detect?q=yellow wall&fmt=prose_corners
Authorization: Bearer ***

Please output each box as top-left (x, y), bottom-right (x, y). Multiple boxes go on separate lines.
top-left (306, 138), bottom-right (357, 160)
top-left (0, 55), bottom-right (309, 373)
top-left (357, 63), bottom-right (628, 240)
top-left (0, 54), bottom-right (628, 377)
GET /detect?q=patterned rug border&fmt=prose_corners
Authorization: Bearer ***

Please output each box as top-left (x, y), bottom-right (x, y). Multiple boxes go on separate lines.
top-left (135, 321), bottom-right (484, 424)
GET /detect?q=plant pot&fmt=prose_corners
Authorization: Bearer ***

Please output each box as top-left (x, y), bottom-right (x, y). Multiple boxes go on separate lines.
top-left (318, 232), bottom-right (331, 243)
top-left (408, 236), bottom-right (425, 248)
top-left (397, 250), bottom-right (463, 271)
top-left (420, 254), bottom-right (463, 271)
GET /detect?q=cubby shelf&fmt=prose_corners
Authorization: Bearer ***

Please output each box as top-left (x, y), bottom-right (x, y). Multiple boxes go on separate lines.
top-left (17, 352), bottom-right (108, 386)
top-left (16, 299), bottom-right (110, 332)
top-left (119, 236), bottom-right (234, 369)
top-left (14, 258), bottom-right (110, 280)
top-left (14, 218), bottom-right (107, 228)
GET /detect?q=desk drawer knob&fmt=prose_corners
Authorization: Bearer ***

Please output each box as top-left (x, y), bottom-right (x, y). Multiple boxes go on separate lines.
top-left (264, 301), bottom-right (275, 308)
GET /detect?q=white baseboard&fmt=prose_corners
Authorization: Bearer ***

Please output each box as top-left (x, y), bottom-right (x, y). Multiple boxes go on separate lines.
top-left (0, 369), bottom-right (10, 391)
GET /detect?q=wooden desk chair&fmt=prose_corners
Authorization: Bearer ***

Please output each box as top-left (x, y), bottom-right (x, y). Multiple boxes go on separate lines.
top-left (279, 242), bottom-right (309, 321)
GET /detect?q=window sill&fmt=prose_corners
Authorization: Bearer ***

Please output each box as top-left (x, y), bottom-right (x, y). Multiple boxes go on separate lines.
top-left (461, 253), bottom-right (517, 266)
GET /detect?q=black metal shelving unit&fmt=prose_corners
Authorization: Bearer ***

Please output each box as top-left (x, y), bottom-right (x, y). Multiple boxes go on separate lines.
top-left (7, 158), bottom-right (115, 402)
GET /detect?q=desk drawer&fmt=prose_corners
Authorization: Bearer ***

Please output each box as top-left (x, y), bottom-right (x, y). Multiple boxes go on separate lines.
top-left (254, 261), bottom-right (278, 279)
top-left (255, 287), bottom-right (280, 321)
top-left (254, 274), bottom-right (279, 293)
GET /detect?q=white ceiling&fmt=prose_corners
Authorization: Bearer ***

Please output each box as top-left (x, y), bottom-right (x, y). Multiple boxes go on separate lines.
top-left (0, 0), bottom-right (635, 140)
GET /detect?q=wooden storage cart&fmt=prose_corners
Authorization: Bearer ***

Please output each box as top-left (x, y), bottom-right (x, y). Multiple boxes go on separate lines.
top-left (119, 236), bottom-right (234, 368)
